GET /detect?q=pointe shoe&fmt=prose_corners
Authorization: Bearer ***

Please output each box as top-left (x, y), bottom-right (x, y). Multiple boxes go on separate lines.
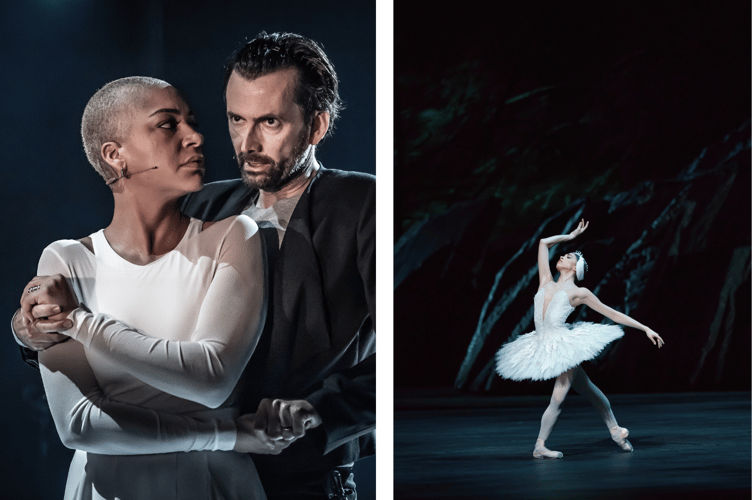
top-left (610, 426), bottom-right (633, 452)
top-left (533, 439), bottom-right (563, 459)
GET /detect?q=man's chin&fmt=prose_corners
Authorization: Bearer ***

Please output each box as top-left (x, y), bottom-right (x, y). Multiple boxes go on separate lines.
top-left (241, 170), bottom-right (268, 189)
top-left (241, 166), bottom-right (303, 193)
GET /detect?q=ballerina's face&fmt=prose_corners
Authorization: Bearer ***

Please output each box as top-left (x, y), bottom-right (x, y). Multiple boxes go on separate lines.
top-left (116, 85), bottom-right (205, 197)
top-left (556, 253), bottom-right (577, 272)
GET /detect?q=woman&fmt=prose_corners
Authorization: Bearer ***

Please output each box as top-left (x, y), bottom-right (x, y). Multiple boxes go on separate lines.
top-left (495, 219), bottom-right (664, 459)
top-left (21, 77), bottom-right (273, 498)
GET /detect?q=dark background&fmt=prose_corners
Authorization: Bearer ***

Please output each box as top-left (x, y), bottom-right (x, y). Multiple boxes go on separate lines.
top-left (394, 1), bottom-right (750, 395)
top-left (0, 1), bottom-right (375, 498)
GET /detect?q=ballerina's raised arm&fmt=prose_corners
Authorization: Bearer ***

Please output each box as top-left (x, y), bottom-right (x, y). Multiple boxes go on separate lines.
top-left (537, 218), bottom-right (589, 289)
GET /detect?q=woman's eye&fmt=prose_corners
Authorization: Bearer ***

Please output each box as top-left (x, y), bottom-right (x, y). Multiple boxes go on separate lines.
top-left (159, 119), bottom-right (177, 130)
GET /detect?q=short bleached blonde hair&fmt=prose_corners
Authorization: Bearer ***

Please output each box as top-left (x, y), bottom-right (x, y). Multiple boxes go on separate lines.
top-left (81, 76), bottom-right (169, 181)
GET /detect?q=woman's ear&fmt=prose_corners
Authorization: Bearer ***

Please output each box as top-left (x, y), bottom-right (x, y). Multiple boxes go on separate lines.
top-left (309, 112), bottom-right (330, 146)
top-left (101, 141), bottom-right (124, 179)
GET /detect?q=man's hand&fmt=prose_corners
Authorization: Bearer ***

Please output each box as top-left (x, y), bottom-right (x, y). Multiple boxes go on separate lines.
top-left (233, 413), bottom-right (298, 454)
top-left (12, 308), bottom-right (70, 351)
top-left (252, 398), bottom-right (322, 442)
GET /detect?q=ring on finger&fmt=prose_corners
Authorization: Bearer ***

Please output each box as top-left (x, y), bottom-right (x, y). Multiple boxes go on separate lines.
top-left (281, 428), bottom-right (296, 441)
top-left (27, 285), bottom-right (41, 294)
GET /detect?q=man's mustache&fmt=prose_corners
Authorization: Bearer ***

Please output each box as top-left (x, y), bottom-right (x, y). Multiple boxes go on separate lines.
top-left (237, 152), bottom-right (274, 166)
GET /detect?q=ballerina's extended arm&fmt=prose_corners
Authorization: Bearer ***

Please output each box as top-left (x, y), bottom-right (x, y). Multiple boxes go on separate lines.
top-left (538, 219), bottom-right (589, 288)
top-left (571, 288), bottom-right (665, 348)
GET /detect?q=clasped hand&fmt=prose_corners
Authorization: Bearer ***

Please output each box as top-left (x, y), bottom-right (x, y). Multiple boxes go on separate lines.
top-left (233, 398), bottom-right (322, 454)
top-left (16, 274), bottom-right (78, 350)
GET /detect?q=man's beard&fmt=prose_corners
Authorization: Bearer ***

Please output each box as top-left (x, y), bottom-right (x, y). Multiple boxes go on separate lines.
top-left (236, 127), bottom-right (311, 192)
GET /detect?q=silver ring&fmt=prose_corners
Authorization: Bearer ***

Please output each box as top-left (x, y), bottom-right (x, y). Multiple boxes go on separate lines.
top-left (281, 427), bottom-right (293, 431)
top-left (27, 285), bottom-right (41, 294)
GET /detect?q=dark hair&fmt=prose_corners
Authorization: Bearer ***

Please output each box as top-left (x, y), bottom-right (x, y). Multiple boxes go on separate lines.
top-left (224, 32), bottom-right (343, 139)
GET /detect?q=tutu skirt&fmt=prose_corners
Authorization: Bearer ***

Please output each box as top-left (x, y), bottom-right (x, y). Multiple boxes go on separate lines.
top-left (495, 322), bottom-right (624, 381)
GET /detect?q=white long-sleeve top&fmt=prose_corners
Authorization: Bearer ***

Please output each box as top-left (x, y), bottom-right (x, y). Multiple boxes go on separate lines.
top-left (38, 216), bottom-right (265, 455)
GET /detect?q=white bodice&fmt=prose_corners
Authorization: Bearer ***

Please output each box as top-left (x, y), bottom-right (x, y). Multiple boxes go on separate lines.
top-left (534, 288), bottom-right (575, 330)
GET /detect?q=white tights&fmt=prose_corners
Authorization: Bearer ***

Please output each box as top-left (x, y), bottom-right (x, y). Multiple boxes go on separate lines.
top-left (534, 366), bottom-right (631, 458)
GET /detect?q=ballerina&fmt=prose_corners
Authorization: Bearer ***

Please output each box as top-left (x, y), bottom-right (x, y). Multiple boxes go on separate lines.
top-left (495, 219), bottom-right (664, 459)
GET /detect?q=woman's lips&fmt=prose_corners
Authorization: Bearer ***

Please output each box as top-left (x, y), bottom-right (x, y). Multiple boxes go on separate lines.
top-left (182, 155), bottom-right (204, 167)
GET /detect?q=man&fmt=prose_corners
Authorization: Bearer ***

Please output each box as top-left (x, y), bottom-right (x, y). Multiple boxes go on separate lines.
top-left (14, 32), bottom-right (375, 500)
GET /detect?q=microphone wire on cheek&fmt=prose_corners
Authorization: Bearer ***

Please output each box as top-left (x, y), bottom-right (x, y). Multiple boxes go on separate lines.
top-left (105, 166), bottom-right (158, 185)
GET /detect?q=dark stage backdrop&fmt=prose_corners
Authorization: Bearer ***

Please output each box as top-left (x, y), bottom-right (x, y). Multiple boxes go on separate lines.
top-left (394, 2), bottom-right (750, 395)
top-left (0, 1), bottom-right (374, 498)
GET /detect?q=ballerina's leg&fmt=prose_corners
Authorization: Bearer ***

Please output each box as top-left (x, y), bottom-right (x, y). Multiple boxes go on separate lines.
top-left (571, 366), bottom-right (632, 452)
top-left (534, 367), bottom-right (575, 459)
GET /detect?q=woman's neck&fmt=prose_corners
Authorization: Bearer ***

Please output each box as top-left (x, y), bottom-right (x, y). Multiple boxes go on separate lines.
top-left (556, 271), bottom-right (576, 285)
top-left (105, 193), bottom-right (189, 266)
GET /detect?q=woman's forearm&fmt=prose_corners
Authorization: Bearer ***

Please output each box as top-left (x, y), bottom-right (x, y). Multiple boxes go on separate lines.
top-left (40, 340), bottom-right (237, 455)
top-left (542, 219), bottom-right (588, 248)
top-left (540, 234), bottom-right (572, 247)
top-left (604, 308), bottom-right (647, 332)
top-left (583, 292), bottom-right (647, 332)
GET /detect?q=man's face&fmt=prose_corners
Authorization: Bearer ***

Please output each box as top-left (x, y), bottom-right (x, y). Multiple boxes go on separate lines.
top-left (226, 68), bottom-right (313, 192)
top-left (118, 85), bottom-right (205, 196)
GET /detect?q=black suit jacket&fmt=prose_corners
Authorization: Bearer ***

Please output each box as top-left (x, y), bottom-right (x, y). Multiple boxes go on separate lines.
top-left (180, 167), bottom-right (376, 485)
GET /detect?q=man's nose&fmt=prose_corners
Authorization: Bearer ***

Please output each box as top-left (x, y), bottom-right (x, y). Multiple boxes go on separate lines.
top-left (240, 126), bottom-right (261, 153)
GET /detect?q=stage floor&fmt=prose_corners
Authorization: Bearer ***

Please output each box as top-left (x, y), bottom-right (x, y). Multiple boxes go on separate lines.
top-left (394, 391), bottom-right (751, 499)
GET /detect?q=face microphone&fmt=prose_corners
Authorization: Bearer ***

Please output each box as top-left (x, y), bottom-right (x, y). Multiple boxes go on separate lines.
top-left (106, 166), bottom-right (158, 185)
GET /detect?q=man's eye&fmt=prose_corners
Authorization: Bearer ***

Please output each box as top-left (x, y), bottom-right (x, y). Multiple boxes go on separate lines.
top-left (265, 118), bottom-right (277, 125)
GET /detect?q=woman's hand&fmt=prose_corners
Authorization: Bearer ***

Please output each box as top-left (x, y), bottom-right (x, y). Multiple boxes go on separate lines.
top-left (233, 414), bottom-right (296, 455)
top-left (645, 328), bottom-right (664, 348)
top-left (20, 274), bottom-right (79, 327)
top-left (568, 219), bottom-right (589, 240)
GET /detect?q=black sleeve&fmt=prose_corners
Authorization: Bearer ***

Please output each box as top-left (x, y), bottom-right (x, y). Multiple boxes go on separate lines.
top-left (20, 346), bottom-right (39, 369)
top-left (303, 178), bottom-right (376, 455)
top-left (305, 354), bottom-right (376, 454)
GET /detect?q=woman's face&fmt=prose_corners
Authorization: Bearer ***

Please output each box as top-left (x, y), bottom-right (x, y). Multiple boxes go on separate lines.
top-left (118, 85), bottom-right (204, 197)
top-left (556, 253), bottom-right (577, 272)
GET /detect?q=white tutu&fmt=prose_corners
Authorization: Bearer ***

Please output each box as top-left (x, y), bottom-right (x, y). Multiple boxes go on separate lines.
top-left (496, 288), bottom-right (624, 381)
